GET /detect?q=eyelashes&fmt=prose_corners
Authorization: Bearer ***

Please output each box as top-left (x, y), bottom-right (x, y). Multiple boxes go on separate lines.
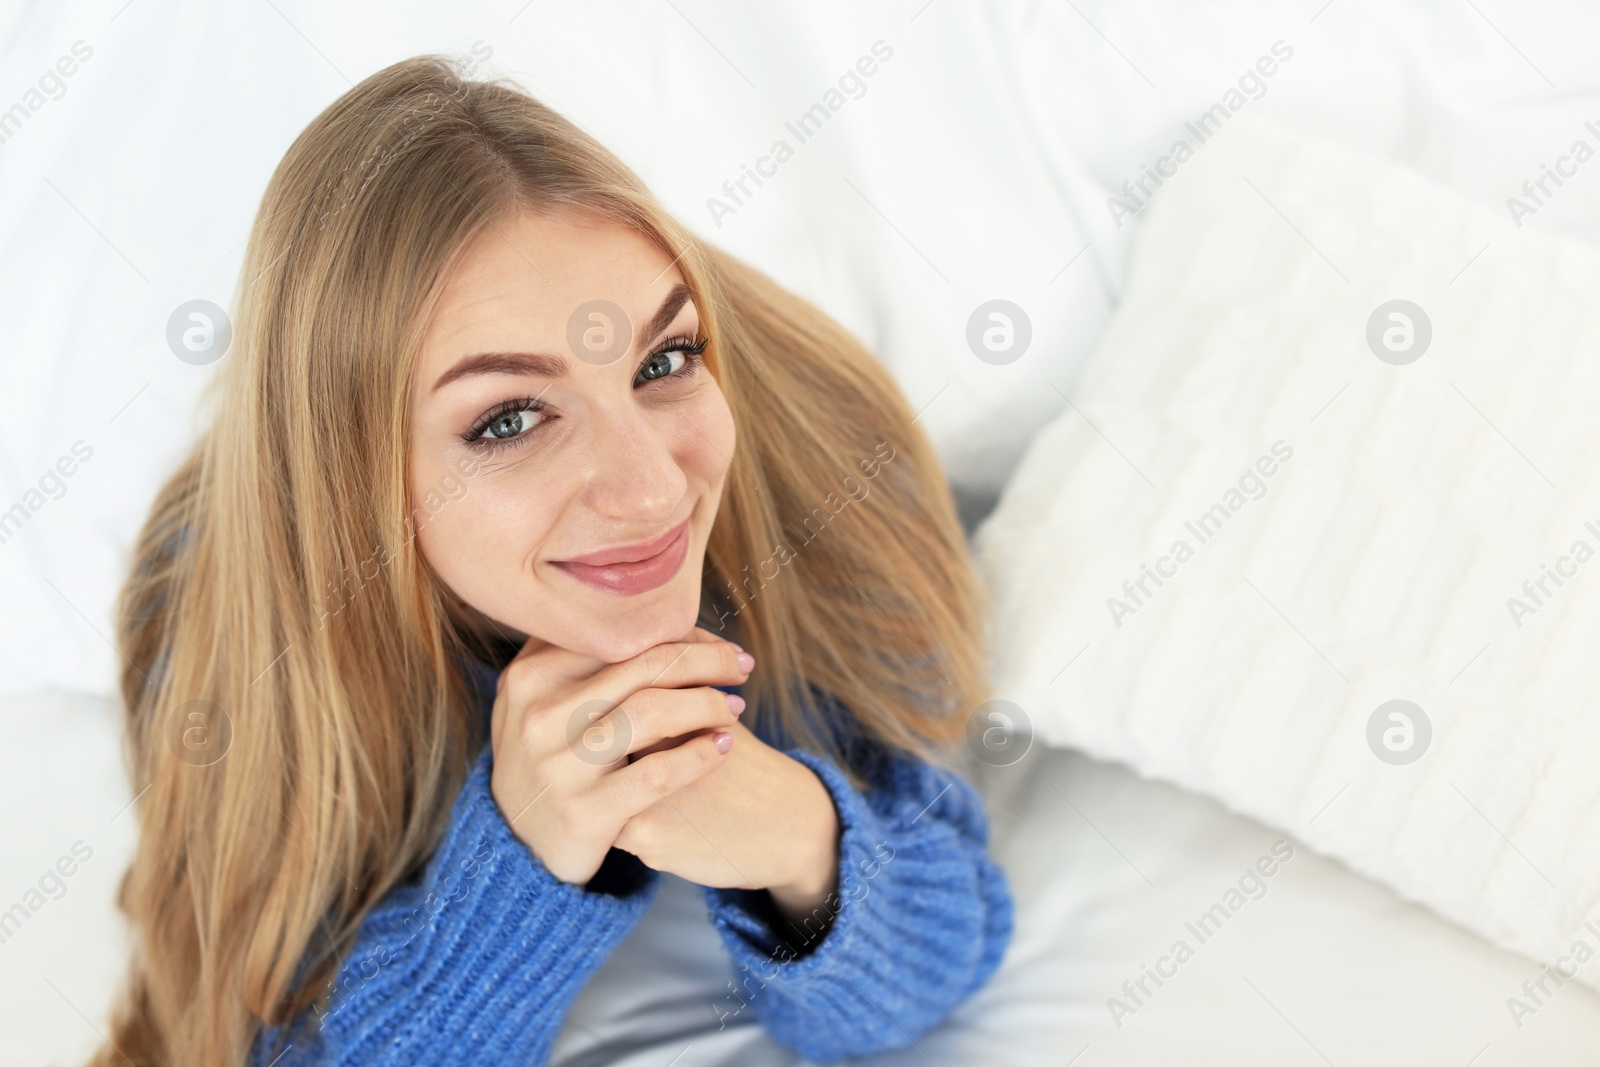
top-left (462, 396), bottom-right (546, 450)
top-left (459, 333), bottom-right (710, 453)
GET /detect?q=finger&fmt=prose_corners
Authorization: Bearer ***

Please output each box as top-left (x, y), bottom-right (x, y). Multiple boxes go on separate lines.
top-left (591, 640), bottom-right (750, 706)
top-left (494, 639), bottom-right (623, 734)
top-left (499, 625), bottom-right (644, 698)
top-left (498, 630), bottom-right (743, 724)
top-left (585, 729), bottom-right (733, 825)
top-left (558, 685), bottom-right (739, 770)
top-left (494, 649), bottom-right (744, 775)
top-left (607, 686), bottom-right (741, 757)
top-left (628, 726), bottom-right (715, 763)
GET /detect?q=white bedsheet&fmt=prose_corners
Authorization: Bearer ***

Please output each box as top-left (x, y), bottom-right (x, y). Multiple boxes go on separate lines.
top-left (7, 688), bottom-right (1599, 1066)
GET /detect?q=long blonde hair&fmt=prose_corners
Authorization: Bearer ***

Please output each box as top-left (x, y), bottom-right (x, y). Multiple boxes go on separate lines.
top-left (93, 54), bottom-right (989, 1065)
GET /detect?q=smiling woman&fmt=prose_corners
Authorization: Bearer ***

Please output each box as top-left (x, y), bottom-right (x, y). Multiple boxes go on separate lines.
top-left (410, 215), bottom-right (734, 648)
top-left (92, 54), bottom-right (1009, 1066)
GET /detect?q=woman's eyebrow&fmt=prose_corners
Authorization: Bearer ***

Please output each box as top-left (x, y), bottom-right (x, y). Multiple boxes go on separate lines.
top-left (430, 283), bottom-right (696, 394)
top-left (641, 283), bottom-right (695, 348)
top-left (430, 350), bottom-right (566, 393)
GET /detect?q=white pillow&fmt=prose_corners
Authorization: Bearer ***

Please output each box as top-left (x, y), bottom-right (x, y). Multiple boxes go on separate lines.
top-left (975, 113), bottom-right (1600, 992)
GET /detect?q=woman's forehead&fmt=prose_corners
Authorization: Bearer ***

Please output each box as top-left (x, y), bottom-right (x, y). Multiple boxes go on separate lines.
top-left (419, 212), bottom-right (693, 376)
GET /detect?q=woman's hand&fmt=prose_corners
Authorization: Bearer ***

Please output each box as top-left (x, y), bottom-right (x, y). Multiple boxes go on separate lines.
top-left (614, 710), bottom-right (842, 927)
top-left (486, 629), bottom-right (752, 886)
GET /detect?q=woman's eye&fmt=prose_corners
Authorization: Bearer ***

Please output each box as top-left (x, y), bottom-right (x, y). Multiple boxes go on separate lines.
top-left (483, 408), bottom-right (540, 440)
top-left (460, 401), bottom-right (547, 451)
top-left (637, 349), bottom-right (686, 383)
top-left (467, 338), bottom-right (702, 449)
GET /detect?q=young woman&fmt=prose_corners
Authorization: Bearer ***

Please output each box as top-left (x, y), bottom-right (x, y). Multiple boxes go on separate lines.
top-left (93, 55), bottom-right (1012, 1065)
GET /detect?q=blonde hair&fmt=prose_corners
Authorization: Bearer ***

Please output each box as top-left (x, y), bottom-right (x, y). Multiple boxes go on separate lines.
top-left (93, 55), bottom-right (990, 1065)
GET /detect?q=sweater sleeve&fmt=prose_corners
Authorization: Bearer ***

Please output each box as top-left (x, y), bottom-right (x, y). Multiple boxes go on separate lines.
top-left (249, 742), bottom-right (659, 1067)
top-left (699, 741), bottom-right (1014, 1061)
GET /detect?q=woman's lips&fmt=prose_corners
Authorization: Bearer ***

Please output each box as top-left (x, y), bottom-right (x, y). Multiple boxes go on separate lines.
top-left (551, 519), bottom-right (690, 596)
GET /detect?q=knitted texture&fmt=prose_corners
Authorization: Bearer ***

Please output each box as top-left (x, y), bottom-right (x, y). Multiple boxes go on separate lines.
top-left (249, 739), bottom-right (659, 1065)
top-left (249, 663), bottom-right (1013, 1064)
top-left (703, 743), bottom-right (1015, 1060)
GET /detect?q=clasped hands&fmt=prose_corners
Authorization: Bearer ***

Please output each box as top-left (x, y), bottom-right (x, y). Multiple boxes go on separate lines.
top-left (486, 626), bottom-right (841, 925)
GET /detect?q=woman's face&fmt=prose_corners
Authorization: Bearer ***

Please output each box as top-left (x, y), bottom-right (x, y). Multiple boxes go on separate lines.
top-left (409, 210), bottom-right (736, 664)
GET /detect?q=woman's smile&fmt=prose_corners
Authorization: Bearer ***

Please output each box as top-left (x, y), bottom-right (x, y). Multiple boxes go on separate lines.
top-left (550, 515), bottom-right (691, 596)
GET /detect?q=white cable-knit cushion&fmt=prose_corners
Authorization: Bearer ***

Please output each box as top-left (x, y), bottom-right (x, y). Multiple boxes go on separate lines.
top-left (976, 113), bottom-right (1600, 989)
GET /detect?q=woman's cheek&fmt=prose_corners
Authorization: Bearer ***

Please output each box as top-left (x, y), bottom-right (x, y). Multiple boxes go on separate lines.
top-left (687, 389), bottom-right (736, 481)
top-left (470, 469), bottom-right (563, 562)
top-left (413, 458), bottom-right (517, 573)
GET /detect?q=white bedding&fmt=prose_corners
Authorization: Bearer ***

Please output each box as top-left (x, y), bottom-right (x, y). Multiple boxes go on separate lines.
top-left (9, 0), bottom-right (1600, 697)
top-left (8, 688), bottom-right (1600, 1066)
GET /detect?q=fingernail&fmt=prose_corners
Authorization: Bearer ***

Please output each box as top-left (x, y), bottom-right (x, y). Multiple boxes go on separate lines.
top-left (713, 730), bottom-right (734, 753)
top-left (725, 693), bottom-right (746, 716)
top-left (736, 651), bottom-right (755, 673)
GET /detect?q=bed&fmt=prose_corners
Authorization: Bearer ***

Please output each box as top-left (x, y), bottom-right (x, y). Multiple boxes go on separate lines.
top-left (7, 1), bottom-right (1600, 1063)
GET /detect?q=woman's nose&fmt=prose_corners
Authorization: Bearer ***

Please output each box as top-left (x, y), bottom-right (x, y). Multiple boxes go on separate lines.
top-left (579, 404), bottom-right (688, 523)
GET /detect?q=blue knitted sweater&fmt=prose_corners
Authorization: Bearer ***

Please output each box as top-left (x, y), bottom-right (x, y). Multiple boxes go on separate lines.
top-left (248, 657), bottom-right (1013, 1064)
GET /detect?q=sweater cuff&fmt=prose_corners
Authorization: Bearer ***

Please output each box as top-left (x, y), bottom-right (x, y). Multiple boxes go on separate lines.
top-left (701, 748), bottom-right (890, 977)
top-left (700, 744), bottom-right (1013, 1056)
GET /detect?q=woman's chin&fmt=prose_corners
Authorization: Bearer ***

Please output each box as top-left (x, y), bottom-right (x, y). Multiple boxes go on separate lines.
top-left (571, 596), bottom-right (704, 664)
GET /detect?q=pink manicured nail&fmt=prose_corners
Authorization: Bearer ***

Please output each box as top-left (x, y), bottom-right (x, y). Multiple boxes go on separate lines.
top-left (713, 731), bottom-right (734, 753)
top-left (735, 651), bottom-right (755, 673)
top-left (725, 693), bottom-right (746, 716)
